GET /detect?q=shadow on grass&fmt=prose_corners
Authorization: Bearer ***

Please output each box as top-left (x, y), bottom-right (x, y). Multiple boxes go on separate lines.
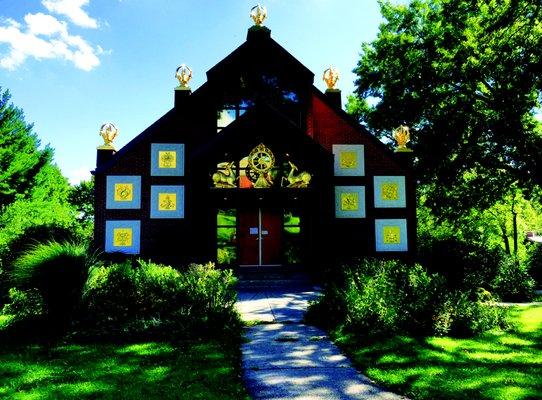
top-left (0, 337), bottom-right (250, 400)
top-left (334, 305), bottom-right (542, 400)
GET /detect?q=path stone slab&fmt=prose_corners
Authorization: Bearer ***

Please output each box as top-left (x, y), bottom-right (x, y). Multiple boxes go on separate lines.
top-left (244, 368), bottom-right (407, 400)
top-left (237, 287), bottom-right (409, 400)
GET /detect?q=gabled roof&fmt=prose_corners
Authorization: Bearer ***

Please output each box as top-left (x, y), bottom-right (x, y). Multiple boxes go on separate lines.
top-left (206, 27), bottom-right (314, 87)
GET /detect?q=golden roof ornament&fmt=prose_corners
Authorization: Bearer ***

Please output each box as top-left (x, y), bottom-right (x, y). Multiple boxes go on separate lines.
top-left (393, 124), bottom-right (413, 152)
top-left (323, 66), bottom-right (340, 90)
top-left (250, 4), bottom-right (267, 26)
top-left (97, 122), bottom-right (118, 150)
top-left (248, 143), bottom-right (275, 188)
top-left (175, 64), bottom-right (192, 89)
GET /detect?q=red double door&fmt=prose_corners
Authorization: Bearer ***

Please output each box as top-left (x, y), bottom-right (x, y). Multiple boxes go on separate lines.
top-left (238, 208), bottom-right (282, 266)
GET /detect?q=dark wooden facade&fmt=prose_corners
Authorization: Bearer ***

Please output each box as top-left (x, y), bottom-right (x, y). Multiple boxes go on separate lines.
top-left (93, 26), bottom-right (416, 268)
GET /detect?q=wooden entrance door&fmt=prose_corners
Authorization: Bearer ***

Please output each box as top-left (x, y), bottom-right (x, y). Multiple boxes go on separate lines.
top-left (238, 208), bottom-right (282, 265)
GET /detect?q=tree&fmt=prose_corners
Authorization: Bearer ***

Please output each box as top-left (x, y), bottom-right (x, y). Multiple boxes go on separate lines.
top-left (349, 0), bottom-right (542, 216)
top-left (0, 88), bottom-right (54, 209)
top-left (68, 179), bottom-right (94, 226)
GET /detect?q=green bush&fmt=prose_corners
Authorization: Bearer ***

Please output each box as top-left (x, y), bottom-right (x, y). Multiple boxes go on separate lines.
top-left (417, 235), bottom-right (507, 292)
top-left (0, 224), bottom-right (86, 303)
top-left (491, 257), bottom-right (535, 302)
top-left (10, 241), bottom-right (94, 327)
top-left (307, 258), bottom-right (508, 337)
top-left (433, 289), bottom-right (508, 336)
top-left (527, 244), bottom-right (542, 286)
top-left (1, 288), bottom-right (44, 321)
top-left (82, 260), bottom-right (239, 338)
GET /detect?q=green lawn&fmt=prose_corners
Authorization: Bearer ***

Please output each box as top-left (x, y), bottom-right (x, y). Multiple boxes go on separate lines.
top-left (0, 339), bottom-right (249, 400)
top-left (334, 305), bottom-right (542, 400)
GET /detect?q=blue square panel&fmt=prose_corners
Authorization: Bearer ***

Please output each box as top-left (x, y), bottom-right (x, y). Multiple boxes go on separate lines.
top-left (150, 185), bottom-right (185, 219)
top-left (332, 144), bottom-right (365, 176)
top-left (151, 143), bottom-right (185, 176)
top-left (105, 220), bottom-right (141, 254)
top-left (335, 186), bottom-right (366, 218)
top-left (106, 176), bottom-right (141, 209)
top-left (375, 219), bottom-right (408, 252)
top-left (374, 176), bottom-right (406, 208)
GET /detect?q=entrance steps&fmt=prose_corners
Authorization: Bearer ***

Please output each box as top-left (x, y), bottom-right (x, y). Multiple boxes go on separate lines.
top-left (235, 266), bottom-right (316, 289)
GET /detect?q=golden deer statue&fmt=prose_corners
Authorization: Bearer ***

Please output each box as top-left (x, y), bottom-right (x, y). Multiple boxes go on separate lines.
top-left (282, 161), bottom-right (311, 188)
top-left (212, 161), bottom-right (237, 188)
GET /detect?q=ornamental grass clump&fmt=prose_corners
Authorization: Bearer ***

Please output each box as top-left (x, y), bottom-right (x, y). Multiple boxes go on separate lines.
top-left (10, 241), bottom-right (94, 328)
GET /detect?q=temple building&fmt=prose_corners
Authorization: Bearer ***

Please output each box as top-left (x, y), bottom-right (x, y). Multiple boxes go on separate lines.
top-left (92, 7), bottom-right (416, 268)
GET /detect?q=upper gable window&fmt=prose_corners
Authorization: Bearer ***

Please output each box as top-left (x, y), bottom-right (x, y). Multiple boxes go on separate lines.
top-left (216, 99), bottom-right (253, 133)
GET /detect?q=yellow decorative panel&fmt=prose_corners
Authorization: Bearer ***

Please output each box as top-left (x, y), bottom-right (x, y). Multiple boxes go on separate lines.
top-left (114, 183), bottom-right (133, 202)
top-left (339, 151), bottom-right (357, 169)
top-left (158, 151), bottom-right (177, 169)
top-left (340, 192), bottom-right (359, 211)
top-left (383, 226), bottom-right (401, 244)
top-left (381, 183), bottom-right (399, 201)
top-left (113, 228), bottom-right (133, 247)
top-left (158, 193), bottom-right (177, 211)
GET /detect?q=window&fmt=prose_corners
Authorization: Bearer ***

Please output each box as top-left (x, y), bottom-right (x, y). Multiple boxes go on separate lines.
top-left (283, 209), bottom-right (302, 264)
top-left (217, 209), bottom-right (237, 264)
top-left (216, 99), bottom-right (253, 133)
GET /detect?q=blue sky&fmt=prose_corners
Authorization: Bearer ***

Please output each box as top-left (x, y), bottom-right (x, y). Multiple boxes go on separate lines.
top-left (0, 0), bottom-right (382, 183)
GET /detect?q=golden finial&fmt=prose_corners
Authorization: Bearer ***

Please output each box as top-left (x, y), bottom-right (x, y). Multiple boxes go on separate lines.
top-left (175, 64), bottom-right (192, 89)
top-left (393, 124), bottom-right (413, 152)
top-left (98, 122), bottom-right (118, 150)
top-left (323, 66), bottom-right (340, 90)
top-left (250, 4), bottom-right (267, 26)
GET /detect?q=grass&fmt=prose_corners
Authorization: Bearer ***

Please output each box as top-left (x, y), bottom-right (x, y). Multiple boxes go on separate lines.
top-left (333, 305), bottom-right (542, 400)
top-left (0, 339), bottom-right (249, 399)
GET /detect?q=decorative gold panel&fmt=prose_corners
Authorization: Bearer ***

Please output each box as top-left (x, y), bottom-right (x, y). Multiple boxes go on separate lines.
top-left (339, 151), bottom-right (357, 169)
top-left (381, 183), bottom-right (399, 201)
top-left (383, 226), bottom-right (401, 244)
top-left (159, 151), bottom-right (177, 169)
top-left (158, 193), bottom-right (177, 211)
top-left (340, 192), bottom-right (359, 211)
top-left (113, 228), bottom-right (133, 247)
top-left (114, 183), bottom-right (133, 202)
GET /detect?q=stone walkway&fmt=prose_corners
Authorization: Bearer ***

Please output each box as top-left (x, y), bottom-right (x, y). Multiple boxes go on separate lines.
top-left (237, 287), bottom-right (408, 400)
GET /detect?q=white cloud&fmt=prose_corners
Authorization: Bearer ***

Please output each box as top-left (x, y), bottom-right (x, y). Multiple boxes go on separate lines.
top-left (67, 166), bottom-right (92, 184)
top-left (42, 0), bottom-right (98, 29)
top-left (0, 12), bottom-right (101, 71)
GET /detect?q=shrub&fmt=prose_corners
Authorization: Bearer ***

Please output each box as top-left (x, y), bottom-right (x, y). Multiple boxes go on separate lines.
top-left (527, 244), bottom-right (542, 286)
top-left (433, 289), bottom-right (508, 336)
top-left (307, 258), bottom-right (508, 337)
top-left (492, 257), bottom-right (535, 302)
top-left (82, 260), bottom-right (239, 338)
top-left (1, 288), bottom-right (44, 321)
top-left (10, 241), bottom-right (94, 327)
top-left (417, 235), bottom-right (507, 291)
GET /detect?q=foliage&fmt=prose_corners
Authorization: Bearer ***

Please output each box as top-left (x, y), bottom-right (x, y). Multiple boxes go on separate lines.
top-left (82, 260), bottom-right (239, 338)
top-left (0, 339), bottom-right (250, 400)
top-left (307, 258), bottom-right (507, 337)
top-left (349, 0), bottom-right (542, 215)
top-left (527, 243), bottom-right (542, 286)
top-left (10, 241), bottom-right (93, 327)
top-left (0, 88), bottom-right (54, 208)
top-left (1, 287), bottom-right (44, 321)
top-left (333, 305), bottom-right (542, 400)
top-left (492, 257), bottom-right (535, 302)
top-left (68, 178), bottom-right (94, 227)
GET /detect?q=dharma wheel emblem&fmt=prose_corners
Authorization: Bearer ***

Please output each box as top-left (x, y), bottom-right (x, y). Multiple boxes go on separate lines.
top-left (248, 143), bottom-right (275, 188)
top-left (250, 4), bottom-right (267, 26)
top-left (323, 66), bottom-right (339, 90)
top-left (98, 122), bottom-right (118, 150)
top-left (175, 64), bottom-right (192, 89)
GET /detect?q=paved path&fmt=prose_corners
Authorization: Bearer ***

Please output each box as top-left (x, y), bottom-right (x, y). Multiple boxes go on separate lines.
top-left (237, 287), bottom-right (408, 400)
